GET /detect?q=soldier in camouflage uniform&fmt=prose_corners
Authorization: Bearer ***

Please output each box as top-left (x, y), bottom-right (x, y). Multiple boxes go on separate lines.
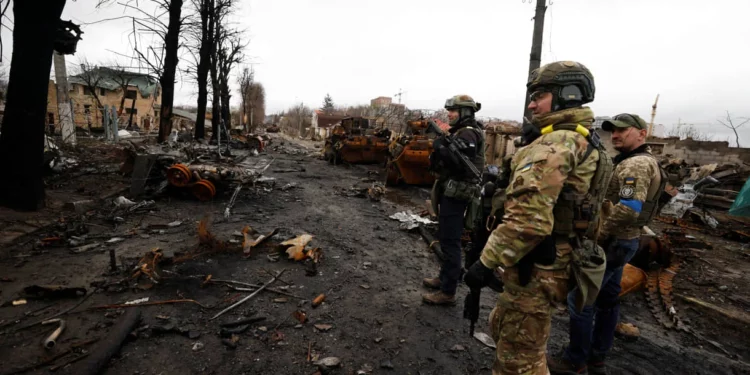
top-left (549, 114), bottom-right (666, 375)
top-left (423, 95), bottom-right (485, 305)
top-left (464, 61), bottom-right (603, 375)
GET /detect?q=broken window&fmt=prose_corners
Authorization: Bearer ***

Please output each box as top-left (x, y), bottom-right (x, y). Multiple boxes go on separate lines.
top-left (83, 86), bottom-right (93, 96)
top-left (83, 104), bottom-right (91, 114)
top-left (126, 108), bottom-right (138, 115)
top-left (99, 87), bottom-right (106, 96)
top-left (125, 90), bottom-right (137, 100)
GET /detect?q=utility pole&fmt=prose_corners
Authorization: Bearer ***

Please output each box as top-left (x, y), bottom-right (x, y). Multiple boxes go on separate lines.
top-left (523, 0), bottom-right (548, 121)
top-left (53, 51), bottom-right (76, 146)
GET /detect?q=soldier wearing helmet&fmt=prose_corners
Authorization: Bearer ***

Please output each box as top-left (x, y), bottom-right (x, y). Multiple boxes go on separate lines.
top-left (464, 61), bottom-right (612, 375)
top-left (422, 95), bottom-right (486, 305)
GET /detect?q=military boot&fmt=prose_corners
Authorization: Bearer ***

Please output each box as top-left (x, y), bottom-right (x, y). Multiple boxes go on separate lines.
top-left (422, 277), bottom-right (441, 290)
top-left (548, 354), bottom-right (588, 375)
top-left (421, 291), bottom-right (456, 305)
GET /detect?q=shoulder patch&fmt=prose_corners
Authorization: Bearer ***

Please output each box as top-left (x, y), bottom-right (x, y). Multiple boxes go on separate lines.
top-left (519, 163), bottom-right (533, 173)
top-left (619, 185), bottom-right (635, 199)
top-left (624, 177), bottom-right (636, 185)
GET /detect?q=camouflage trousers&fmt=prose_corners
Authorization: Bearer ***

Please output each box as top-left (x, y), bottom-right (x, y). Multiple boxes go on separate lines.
top-left (489, 266), bottom-right (569, 375)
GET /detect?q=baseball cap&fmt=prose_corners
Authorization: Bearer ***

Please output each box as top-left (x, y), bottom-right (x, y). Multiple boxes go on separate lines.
top-left (602, 113), bottom-right (647, 131)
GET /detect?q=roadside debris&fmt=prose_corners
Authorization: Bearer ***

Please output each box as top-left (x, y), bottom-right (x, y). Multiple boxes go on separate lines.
top-left (312, 294), bottom-right (326, 308)
top-left (367, 183), bottom-right (385, 201)
top-left (323, 117), bottom-right (390, 165)
top-left (282, 234), bottom-right (313, 260)
top-left (614, 322), bottom-right (640, 340)
top-left (220, 316), bottom-right (267, 328)
top-left (473, 332), bottom-right (496, 349)
top-left (211, 269), bottom-right (287, 320)
top-left (22, 285), bottom-right (87, 300)
top-left (69, 308), bottom-right (141, 375)
top-left (389, 211), bottom-right (436, 230)
top-left (385, 119), bottom-right (438, 186)
top-left (42, 318), bottom-right (66, 349)
top-left (242, 225), bottom-right (278, 255)
top-left (292, 310), bottom-right (308, 324)
top-left (418, 226), bottom-right (445, 261)
top-left (379, 359), bottom-right (395, 370)
top-left (314, 357), bottom-right (342, 371)
top-left (676, 294), bottom-right (750, 326)
top-left (221, 335), bottom-right (240, 349)
top-left (91, 298), bottom-right (207, 310)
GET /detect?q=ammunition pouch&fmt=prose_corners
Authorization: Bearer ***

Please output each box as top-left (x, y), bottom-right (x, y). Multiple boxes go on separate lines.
top-left (441, 179), bottom-right (481, 230)
top-left (464, 196), bottom-right (481, 231)
top-left (570, 239), bottom-right (606, 312)
top-left (443, 179), bottom-right (480, 201)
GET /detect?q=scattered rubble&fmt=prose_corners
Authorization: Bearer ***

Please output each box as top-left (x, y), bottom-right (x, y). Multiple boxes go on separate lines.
top-left (389, 210), bottom-right (436, 230)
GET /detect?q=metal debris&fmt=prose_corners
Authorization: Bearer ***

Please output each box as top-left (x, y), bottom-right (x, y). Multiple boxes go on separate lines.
top-left (41, 318), bottom-right (66, 349)
top-left (210, 269), bottom-right (286, 320)
top-left (389, 211), bottom-right (436, 230)
top-left (473, 332), bottom-right (496, 349)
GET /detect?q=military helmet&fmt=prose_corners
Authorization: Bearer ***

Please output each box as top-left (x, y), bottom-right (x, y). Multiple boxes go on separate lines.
top-left (527, 61), bottom-right (595, 105)
top-left (444, 95), bottom-right (481, 112)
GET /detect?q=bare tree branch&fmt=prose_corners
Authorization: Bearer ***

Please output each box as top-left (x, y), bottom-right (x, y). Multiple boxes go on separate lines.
top-left (717, 110), bottom-right (749, 147)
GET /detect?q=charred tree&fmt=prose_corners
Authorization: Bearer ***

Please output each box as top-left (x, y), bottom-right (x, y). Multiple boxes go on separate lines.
top-left (237, 67), bottom-right (252, 132)
top-left (216, 33), bottom-right (243, 133)
top-left (0, 0), bottom-right (67, 210)
top-left (209, 24), bottom-right (221, 139)
top-left (157, 0), bottom-right (184, 143)
top-left (192, 0), bottom-right (214, 140)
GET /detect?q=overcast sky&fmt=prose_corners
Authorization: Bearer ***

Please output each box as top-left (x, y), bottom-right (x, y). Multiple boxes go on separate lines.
top-left (2, 0), bottom-right (749, 144)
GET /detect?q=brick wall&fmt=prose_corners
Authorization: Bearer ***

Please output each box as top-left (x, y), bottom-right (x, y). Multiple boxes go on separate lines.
top-left (656, 138), bottom-right (750, 165)
top-left (594, 129), bottom-right (750, 165)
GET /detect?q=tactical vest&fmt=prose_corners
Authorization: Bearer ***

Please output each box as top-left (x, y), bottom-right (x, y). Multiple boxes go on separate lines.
top-left (606, 152), bottom-right (668, 227)
top-left (545, 124), bottom-right (614, 241)
top-left (453, 126), bottom-right (486, 182)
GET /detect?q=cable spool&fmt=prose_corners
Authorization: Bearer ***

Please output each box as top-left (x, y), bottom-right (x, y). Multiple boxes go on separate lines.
top-left (191, 180), bottom-right (216, 201)
top-left (167, 164), bottom-right (193, 187)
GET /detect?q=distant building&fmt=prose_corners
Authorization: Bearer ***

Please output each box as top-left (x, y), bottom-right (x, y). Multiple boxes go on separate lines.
top-left (370, 96), bottom-right (392, 108)
top-left (311, 109), bottom-right (347, 140)
top-left (172, 108), bottom-right (212, 131)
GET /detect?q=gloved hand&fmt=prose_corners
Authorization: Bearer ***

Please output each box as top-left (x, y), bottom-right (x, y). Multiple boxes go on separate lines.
top-left (464, 260), bottom-right (495, 289)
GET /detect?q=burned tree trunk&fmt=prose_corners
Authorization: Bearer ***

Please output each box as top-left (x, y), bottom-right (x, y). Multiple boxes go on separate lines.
top-left (194, 0), bottom-right (213, 140)
top-left (209, 26), bottom-right (221, 140)
top-left (220, 70), bottom-right (230, 129)
top-left (157, 0), bottom-right (183, 143)
top-left (210, 64), bottom-right (221, 139)
top-left (0, 0), bottom-right (67, 211)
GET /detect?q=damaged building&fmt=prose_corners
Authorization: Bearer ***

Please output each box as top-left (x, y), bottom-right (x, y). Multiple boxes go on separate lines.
top-left (46, 67), bottom-right (162, 132)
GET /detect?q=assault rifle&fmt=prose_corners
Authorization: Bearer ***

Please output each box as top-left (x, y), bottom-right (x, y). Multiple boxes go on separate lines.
top-left (463, 164), bottom-right (509, 336)
top-left (426, 120), bottom-right (481, 180)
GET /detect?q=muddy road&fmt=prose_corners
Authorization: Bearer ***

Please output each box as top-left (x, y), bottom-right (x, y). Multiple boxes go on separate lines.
top-left (0, 134), bottom-right (748, 375)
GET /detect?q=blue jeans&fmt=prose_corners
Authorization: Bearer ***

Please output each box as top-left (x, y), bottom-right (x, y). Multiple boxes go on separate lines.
top-left (564, 238), bottom-right (640, 365)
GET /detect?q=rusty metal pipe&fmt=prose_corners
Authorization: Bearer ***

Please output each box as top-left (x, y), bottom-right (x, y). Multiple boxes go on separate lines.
top-left (42, 318), bottom-right (66, 349)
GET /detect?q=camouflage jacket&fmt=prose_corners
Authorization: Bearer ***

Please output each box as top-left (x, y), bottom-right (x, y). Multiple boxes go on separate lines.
top-left (480, 107), bottom-right (598, 269)
top-left (601, 145), bottom-right (661, 240)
